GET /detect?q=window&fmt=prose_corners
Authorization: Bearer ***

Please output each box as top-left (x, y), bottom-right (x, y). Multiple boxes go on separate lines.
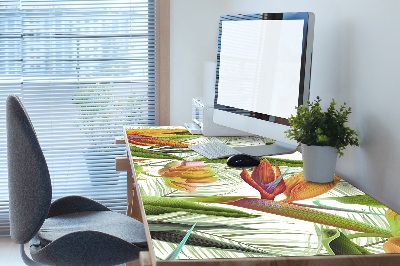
top-left (0, 0), bottom-right (169, 236)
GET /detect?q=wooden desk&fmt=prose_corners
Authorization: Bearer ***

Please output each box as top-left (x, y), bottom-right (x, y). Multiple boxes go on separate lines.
top-left (116, 126), bottom-right (400, 266)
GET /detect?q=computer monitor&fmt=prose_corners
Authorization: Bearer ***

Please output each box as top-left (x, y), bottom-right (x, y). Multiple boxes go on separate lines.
top-left (213, 12), bottom-right (315, 156)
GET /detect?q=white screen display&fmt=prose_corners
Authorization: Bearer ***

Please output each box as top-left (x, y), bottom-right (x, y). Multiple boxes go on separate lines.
top-left (217, 20), bottom-right (304, 118)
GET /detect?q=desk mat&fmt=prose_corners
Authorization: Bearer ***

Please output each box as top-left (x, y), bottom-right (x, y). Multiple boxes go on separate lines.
top-left (124, 126), bottom-right (400, 260)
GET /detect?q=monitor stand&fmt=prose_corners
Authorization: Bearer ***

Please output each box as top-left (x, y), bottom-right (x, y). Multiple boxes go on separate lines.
top-left (233, 141), bottom-right (300, 157)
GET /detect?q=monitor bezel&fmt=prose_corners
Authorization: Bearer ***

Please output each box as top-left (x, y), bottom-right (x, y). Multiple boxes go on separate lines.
top-left (213, 12), bottom-right (314, 126)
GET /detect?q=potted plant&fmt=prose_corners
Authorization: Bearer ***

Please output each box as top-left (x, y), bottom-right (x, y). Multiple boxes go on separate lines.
top-left (285, 96), bottom-right (359, 183)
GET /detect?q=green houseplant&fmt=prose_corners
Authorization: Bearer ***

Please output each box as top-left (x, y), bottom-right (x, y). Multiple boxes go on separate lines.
top-left (285, 97), bottom-right (359, 182)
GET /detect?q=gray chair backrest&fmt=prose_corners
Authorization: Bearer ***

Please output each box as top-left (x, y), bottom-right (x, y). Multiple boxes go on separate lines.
top-left (7, 94), bottom-right (52, 244)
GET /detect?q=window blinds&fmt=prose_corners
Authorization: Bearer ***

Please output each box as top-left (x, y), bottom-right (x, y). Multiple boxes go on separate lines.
top-left (0, 0), bottom-right (159, 236)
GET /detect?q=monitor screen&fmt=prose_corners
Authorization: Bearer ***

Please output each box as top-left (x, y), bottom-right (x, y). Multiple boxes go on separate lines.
top-left (217, 19), bottom-right (304, 119)
top-left (213, 13), bottom-right (314, 156)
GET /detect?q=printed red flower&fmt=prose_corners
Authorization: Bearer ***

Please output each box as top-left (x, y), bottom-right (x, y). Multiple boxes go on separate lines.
top-left (240, 159), bottom-right (286, 200)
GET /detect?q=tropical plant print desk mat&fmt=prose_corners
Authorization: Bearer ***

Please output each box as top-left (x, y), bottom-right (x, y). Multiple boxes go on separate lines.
top-left (124, 126), bottom-right (400, 260)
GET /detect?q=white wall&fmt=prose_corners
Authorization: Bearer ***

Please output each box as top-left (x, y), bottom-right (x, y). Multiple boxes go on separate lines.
top-left (170, 0), bottom-right (400, 213)
top-left (170, 0), bottom-right (228, 125)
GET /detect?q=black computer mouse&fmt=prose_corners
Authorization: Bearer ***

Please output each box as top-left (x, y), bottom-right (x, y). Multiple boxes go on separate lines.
top-left (226, 154), bottom-right (260, 167)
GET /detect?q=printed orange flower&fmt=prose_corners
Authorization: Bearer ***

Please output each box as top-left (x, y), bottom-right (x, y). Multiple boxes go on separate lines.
top-left (383, 237), bottom-right (400, 253)
top-left (240, 159), bottom-right (341, 202)
top-left (240, 159), bottom-right (286, 200)
top-left (126, 128), bottom-right (189, 138)
top-left (126, 128), bottom-right (194, 147)
top-left (132, 158), bottom-right (151, 163)
top-left (158, 161), bottom-right (217, 193)
top-left (383, 210), bottom-right (400, 253)
top-left (280, 173), bottom-right (341, 203)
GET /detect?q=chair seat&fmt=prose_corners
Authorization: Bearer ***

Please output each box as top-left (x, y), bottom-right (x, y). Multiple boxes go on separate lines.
top-left (37, 211), bottom-right (147, 248)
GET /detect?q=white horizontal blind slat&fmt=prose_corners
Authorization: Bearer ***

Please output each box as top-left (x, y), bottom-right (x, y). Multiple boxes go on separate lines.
top-left (0, 0), bottom-right (159, 236)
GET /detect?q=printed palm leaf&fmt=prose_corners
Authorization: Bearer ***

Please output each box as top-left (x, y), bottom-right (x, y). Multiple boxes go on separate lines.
top-left (148, 146), bottom-right (192, 154)
top-left (165, 223), bottom-right (197, 260)
top-left (260, 157), bottom-right (303, 167)
top-left (151, 236), bottom-right (276, 260)
top-left (216, 136), bottom-right (274, 147)
top-left (192, 157), bottom-right (238, 164)
top-left (326, 181), bottom-right (366, 198)
top-left (148, 220), bottom-right (256, 231)
top-left (339, 210), bottom-right (391, 244)
top-left (130, 145), bottom-right (183, 160)
top-left (152, 230), bottom-right (269, 256)
top-left (294, 201), bottom-right (385, 216)
top-left (138, 175), bottom-right (175, 197)
top-left (147, 200), bottom-right (389, 258)
top-left (183, 196), bottom-right (252, 204)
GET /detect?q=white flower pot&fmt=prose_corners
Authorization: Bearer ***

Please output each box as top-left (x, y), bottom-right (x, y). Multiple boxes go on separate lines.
top-left (301, 144), bottom-right (338, 183)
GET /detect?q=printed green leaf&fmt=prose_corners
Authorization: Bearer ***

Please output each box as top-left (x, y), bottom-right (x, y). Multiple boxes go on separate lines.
top-left (163, 131), bottom-right (201, 139)
top-left (143, 196), bottom-right (257, 218)
top-left (309, 200), bottom-right (385, 216)
top-left (322, 229), bottom-right (372, 255)
top-left (130, 145), bottom-right (183, 160)
top-left (134, 164), bottom-right (143, 175)
top-left (228, 198), bottom-right (392, 236)
top-left (320, 195), bottom-right (387, 208)
top-left (192, 157), bottom-right (232, 164)
top-left (148, 220), bottom-right (256, 231)
top-left (259, 157), bottom-right (303, 167)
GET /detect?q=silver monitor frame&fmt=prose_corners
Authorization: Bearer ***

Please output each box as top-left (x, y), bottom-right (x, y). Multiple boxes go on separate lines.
top-left (213, 12), bottom-right (315, 156)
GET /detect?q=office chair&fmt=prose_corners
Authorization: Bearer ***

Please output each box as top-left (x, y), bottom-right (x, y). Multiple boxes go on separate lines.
top-left (6, 94), bottom-right (148, 265)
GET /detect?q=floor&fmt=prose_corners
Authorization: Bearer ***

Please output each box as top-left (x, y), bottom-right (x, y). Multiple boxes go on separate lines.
top-left (0, 237), bottom-right (26, 266)
top-left (0, 236), bottom-right (139, 266)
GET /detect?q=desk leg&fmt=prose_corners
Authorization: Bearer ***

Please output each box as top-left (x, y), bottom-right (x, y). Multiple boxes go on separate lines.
top-left (127, 170), bottom-right (144, 223)
top-left (125, 171), bottom-right (149, 266)
top-left (127, 169), bottom-right (133, 217)
top-left (117, 139), bottom-right (152, 266)
top-left (125, 252), bottom-right (151, 266)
